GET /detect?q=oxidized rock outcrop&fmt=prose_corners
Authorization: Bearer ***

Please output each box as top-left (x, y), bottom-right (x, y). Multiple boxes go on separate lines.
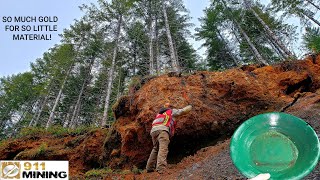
top-left (104, 54), bottom-right (320, 168)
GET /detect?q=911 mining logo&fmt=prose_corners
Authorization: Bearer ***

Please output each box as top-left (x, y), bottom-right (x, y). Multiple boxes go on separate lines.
top-left (1, 162), bottom-right (21, 179)
top-left (0, 161), bottom-right (68, 179)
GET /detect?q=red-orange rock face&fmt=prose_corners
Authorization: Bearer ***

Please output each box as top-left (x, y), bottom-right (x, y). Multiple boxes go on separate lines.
top-left (104, 54), bottom-right (320, 168)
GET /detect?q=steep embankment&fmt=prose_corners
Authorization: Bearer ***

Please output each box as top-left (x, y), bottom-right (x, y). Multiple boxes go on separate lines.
top-left (0, 128), bottom-right (108, 177)
top-left (153, 86), bottom-right (320, 180)
top-left (0, 54), bottom-right (319, 179)
top-left (104, 54), bottom-right (320, 169)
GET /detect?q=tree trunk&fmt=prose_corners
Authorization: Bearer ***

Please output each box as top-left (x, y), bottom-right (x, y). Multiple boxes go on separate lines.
top-left (265, 34), bottom-right (287, 60)
top-left (244, 0), bottom-right (294, 58)
top-left (101, 15), bottom-right (122, 127)
top-left (133, 41), bottom-right (137, 76)
top-left (155, 10), bottom-right (160, 75)
top-left (29, 99), bottom-right (42, 127)
top-left (162, 0), bottom-right (179, 72)
top-left (71, 104), bottom-right (81, 129)
top-left (46, 64), bottom-right (73, 129)
top-left (19, 102), bottom-right (35, 126)
top-left (93, 83), bottom-right (104, 126)
top-left (173, 38), bottom-right (180, 68)
top-left (235, 21), bottom-right (268, 65)
top-left (31, 94), bottom-right (49, 126)
top-left (116, 68), bottom-right (123, 100)
top-left (217, 29), bottom-right (240, 66)
top-left (63, 105), bottom-right (74, 128)
top-left (69, 59), bottom-right (94, 128)
top-left (220, 0), bottom-right (267, 65)
top-left (149, 21), bottom-right (154, 75)
top-left (238, 24), bottom-right (267, 65)
top-left (29, 81), bottom-right (53, 127)
top-left (300, 9), bottom-right (320, 26)
top-left (149, 1), bottom-right (155, 75)
top-left (63, 112), bottom-right (71, 128)
top-left (305, 0), bottom-right (320, 11)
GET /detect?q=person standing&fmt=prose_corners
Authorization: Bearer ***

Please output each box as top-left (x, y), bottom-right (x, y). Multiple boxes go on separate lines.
top-left (146, 102), bottom-right (192, 173)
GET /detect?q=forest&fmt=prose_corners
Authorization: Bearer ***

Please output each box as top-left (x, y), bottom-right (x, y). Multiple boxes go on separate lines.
top-left (0, 0), bottom-right (319, 140)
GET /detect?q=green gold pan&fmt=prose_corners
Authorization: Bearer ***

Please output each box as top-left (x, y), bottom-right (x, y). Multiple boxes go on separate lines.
top-left (230, 112), bottom-right (320, 180)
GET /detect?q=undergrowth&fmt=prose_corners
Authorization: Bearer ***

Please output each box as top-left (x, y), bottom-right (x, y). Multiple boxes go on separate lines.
top-left (85, 168), bottom-right (113, 178)
top-left (127, 75), bottom-right (156, 94)
top-left (0, 139), bottom-right (4, 147)
top-left (17, 125), bottom-right (98, 139)
top-left (85, 166), bottom-right (143, 179)
top-left (36, 143), bottom-right (48, 157)
top-left (131, 166), bottom-right (143, 174)
top-left (128, 76), bottom-right (143, 93)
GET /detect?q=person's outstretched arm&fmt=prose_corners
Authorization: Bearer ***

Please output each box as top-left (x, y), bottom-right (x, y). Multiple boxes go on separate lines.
top-left (172, 105), bottom-right (192, 117)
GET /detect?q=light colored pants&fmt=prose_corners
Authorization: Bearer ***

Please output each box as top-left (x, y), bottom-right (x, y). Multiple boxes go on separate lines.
top-left (146, 130), bottom-right (170, 172)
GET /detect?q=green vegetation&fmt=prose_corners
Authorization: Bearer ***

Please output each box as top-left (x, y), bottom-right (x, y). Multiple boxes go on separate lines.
top-left (84, 167), bottom-right (141, 178)
top-left (303, 27), bottom-right (320, 53)
top-left (128, 76), bottom-right (143, 93)
top-left (18, 127), bottom-right (49, 138)
top-left (119, 170), bottom-right (132, 175)
top-left (131, 166), bottom-right (143, 174)
top-left (85, 168), bottom-right (113, 178)
top-left (0, 139), bottom-right (4, 147)
top-left (37, 143), bottom-right (48, 157)
top-left (18, 126), bottom-right (98, 139)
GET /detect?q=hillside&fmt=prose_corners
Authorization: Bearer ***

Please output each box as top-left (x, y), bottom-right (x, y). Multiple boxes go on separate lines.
top-left (104, 54), bottom-right (320, 168)
top-left (0, 54), bottom-right (319, 179)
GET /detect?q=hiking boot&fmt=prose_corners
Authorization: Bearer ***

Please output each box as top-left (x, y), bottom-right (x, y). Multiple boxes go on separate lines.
top-left (156, 168), bottom-right (166, 174)
top-left (157, 169), bottom-right (164, 174)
